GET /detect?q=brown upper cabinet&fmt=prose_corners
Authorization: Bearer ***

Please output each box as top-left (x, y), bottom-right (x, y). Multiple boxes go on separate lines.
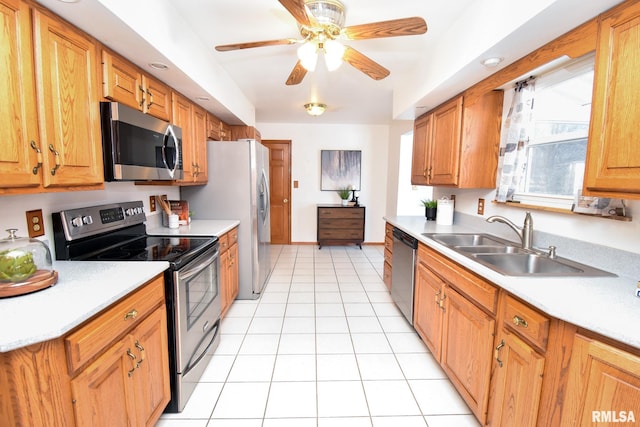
top-left (411, 91), bottom-right (503, 188)
top-left (231, 125), bottom-right (262, 142)
top-left (102, 49), bottom-right (172, 122)
top-left (0, 0), bottom-right (104, 194)
top-left (206, 112), bottom-right (222, 140)
top-left (172, 92), bottom-right (208, 185)
top-left (583, 1), bottom-right (640, 199)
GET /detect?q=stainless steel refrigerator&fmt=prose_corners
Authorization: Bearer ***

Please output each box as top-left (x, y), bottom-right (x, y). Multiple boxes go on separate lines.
top-left (181, 139), bottom-right (271, 299)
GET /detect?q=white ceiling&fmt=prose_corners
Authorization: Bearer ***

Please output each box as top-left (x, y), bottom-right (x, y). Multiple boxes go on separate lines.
top-left (36, 0), bottom-right (624, 126)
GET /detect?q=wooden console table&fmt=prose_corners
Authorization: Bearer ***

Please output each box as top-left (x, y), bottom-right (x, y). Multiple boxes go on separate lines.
top-left (317, 204), bottom-right (366, 249)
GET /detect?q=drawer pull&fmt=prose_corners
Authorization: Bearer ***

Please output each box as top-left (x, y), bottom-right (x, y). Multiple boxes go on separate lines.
top-left (124, 309), bottom-right (138, 320)
top-left (495, 339), bottom-right (505, 368)
top-left (512, 315), bottom-right (529, 328)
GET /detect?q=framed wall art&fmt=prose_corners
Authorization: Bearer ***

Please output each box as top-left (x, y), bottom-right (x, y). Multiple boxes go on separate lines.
top-left (321, 150), bottom-right (361, 191)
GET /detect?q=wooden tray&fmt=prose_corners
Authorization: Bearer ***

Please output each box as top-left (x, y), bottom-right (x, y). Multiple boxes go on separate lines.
top-left (0, 270), bottom-right (58, 298)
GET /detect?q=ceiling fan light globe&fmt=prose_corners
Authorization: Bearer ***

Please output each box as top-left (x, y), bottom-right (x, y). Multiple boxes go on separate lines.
top-left (304, 102), bottom-right (327, 116)
top-left (324, 39), bottom-right (345, 71)
top-left (297, 42), bottom-right (318, 71)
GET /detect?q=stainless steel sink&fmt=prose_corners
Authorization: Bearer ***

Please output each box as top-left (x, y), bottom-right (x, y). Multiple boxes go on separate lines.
top-left (426, 233), bottom-right (512, 247)
top-left (422, 233), bottom-right (615, 277)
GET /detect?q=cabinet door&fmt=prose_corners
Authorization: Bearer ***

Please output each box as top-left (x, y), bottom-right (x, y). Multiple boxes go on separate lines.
top-left (430, 96), bottom-right (462, 186)
top-left (411, 113), bottom-right (431, 185)
top-left (192, 104), bottom-right (208, 184)
top-left (219, 248), bottom-right (230, 317)
top-left (487, 329), bottom-right (545, 427)
top-left (441, 286), bottom-right (494, 424)
top-left (561, 334), bottom-right (640, 426)
top-left (413, 261), bottom-right (445, 360)
top-left (206, 112), bottom-right (222, 140)
top-left (172, 92), bottom-right (194, 183)
top-left (143, 75), bottom-right (171, 121)
top-left (32, 9), bottom-right (103, 188)
top-left (584, 2), bottom-right (640, 198)
top-left (0, 0), bottom-right (41, 189)
top-left (71, 337), bottom-right (137, 427)
top-left (101, 49), bottom-right (143, 110)
top-left (228, 242), bottom-right (239, 303)
top-left (130, 307), bottom-right (171, 427)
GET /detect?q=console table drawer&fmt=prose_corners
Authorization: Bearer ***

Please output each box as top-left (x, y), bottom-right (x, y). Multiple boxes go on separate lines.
top-left (316, 205), bottom-right (366, 248)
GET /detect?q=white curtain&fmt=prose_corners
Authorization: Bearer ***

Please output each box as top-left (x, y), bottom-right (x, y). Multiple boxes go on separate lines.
top-left (495, 78), bottom-right (536, 202)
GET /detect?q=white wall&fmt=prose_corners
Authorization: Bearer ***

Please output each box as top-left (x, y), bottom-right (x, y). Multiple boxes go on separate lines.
top-left (257, 122), bottom-right (391, 243)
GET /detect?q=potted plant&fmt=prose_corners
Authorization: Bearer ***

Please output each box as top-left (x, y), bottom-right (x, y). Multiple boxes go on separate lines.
top-left (337, 187), bottom-right (351, 206)
top-left (421, 199), bottom-right (437, 220)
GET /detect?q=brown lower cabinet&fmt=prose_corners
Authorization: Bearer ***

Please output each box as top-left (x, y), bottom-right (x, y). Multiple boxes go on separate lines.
top-left (0, 275), bottom-right (170, 426)
top-left (219, 226), bottom-right (239, 318)
top-left (413, 241), bottom-right (640, 426)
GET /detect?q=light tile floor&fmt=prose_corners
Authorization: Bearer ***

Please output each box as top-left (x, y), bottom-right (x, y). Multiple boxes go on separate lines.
top-left (158, 245), bottom-right (481, 427)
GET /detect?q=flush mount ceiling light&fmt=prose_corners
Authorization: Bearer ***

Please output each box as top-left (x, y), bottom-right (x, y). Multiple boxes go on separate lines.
top-left (304, 102), bottom-right (327, 116)
top-left (481, 57), bottom-right (504, 68)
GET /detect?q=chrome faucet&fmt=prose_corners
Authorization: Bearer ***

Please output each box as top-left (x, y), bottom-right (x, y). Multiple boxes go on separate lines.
top-left (486, 212), bottom-right (533, 250)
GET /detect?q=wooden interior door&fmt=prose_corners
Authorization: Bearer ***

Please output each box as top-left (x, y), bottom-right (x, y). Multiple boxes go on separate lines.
top-left (263, 140), bottom-right (291, 244)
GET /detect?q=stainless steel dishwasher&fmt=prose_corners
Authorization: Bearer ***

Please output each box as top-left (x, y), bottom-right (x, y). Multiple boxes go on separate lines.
top-left (391, 227), bottom-right (418, 325)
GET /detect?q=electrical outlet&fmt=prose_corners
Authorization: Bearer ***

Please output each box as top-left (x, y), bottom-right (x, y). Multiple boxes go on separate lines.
top-left (26, 209), bottom-right (45, 238)
top-left (477, 198), bottom-right (485, 215)
top-left (150, 196), bottom-right (156, 212)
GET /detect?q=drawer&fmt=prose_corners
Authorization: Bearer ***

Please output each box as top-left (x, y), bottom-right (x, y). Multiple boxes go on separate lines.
top-left (383, 261), bottom-right (392, 289)
top-left (319, 219), bottom-right (364, 229)
top-left (384, 235), bottom-right (393, 251)
top-left (318, 229), bottom-right (363, 239)
top-left (503, 294), bottom-right (550, 351)
top-left (384, 248), bottom-right (392, 264)
top-left (318, 207), bottom-right (364, 219)
top-left (227, 227), bottom-right (238, 246)
top-left (218, 232), bottom-right (230, 253)
top-left (385, 222), bottom-right (394, 237)
top-left (65, 275), bottom-right (165, 375)
top-left (418, 243), bottom-right (498, 314)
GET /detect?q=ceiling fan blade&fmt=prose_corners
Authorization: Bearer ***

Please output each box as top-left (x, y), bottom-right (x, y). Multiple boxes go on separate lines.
top-left (278, 0), bottom-right (314, 27)
top-left (343, 46), bottom-right (390, 81)
top-left (215, 38), bottom-right (298, 52)
top-left (286, 60), bottom-right (308, 85)
top-left (343, 17), bottom-right (427, 40)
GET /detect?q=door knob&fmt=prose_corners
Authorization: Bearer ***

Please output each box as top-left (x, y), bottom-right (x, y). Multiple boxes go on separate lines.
top-left (283, 199), bottom-right (288, 203)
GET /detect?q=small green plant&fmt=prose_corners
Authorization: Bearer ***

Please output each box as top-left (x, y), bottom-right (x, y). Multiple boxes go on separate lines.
top-left (421, 199), bottom-right (437, 208)
top-left (337, 187), bottom-right (352, 200)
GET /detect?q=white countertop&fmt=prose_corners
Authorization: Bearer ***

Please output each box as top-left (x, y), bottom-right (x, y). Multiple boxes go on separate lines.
top-left (0, 219), bottom-right (240, 354)
top-left (0, 261), bottom-right (168, 353)
top-left (147, 219), bottom-right (239, 237)
top-left (385, 216), bottom-right (640, 350)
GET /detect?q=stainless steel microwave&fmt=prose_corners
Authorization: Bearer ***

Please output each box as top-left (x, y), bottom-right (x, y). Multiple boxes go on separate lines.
top-left (100, 102), bottom-right (183, 181)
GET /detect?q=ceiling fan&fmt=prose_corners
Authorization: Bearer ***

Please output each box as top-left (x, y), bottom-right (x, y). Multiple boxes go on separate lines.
top-left (215, 0), bottom-right (427, 85)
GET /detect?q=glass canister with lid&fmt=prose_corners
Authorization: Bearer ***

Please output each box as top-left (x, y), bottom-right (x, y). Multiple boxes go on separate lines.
top-left (0, 229), bottom-right (58, 297)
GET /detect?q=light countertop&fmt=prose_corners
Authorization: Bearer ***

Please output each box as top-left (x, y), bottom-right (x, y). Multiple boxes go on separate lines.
top-left (0, 219), bottom-right (240, 354)
top-left (385, 215), bottom-right (640, 350)
top-left (147, 219), bottom-right (239, 237)
top-left (0, 261), bottom-right (168, 353)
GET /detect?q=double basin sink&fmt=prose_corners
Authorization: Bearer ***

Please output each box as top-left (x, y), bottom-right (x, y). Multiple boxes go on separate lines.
top-left (423, 233), bottom-right (615, 277)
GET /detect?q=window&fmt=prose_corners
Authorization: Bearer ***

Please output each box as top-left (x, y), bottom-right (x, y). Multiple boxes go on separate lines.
top-left (499, 53), bottom-right (595, 209)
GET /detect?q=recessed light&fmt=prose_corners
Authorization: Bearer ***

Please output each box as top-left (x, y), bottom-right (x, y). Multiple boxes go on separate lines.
top-left (57, 0), bottom-right (81, 3)
top-left (148, 62), bottom-right (169, 71)
top-left (195, 96), bottom-right (210, 101)
top-left (481, 57), bottom-right (504, 68)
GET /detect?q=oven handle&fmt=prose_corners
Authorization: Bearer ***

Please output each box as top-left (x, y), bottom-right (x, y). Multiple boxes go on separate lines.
top-left (162, 124), bottom-right (179, 179)
top-left (183, 318), bottom-right (220, 376)
top-left (178, 246), bottom-right (219, 281)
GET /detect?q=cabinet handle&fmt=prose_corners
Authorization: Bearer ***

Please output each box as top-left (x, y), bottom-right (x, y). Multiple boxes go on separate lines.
top-left (439, 293), bottom-right (446, 311)
top-left (427, 166), bottom-right (432, 180)
top-left (127, 349), bottom-right (136, 360)
top-left (146, 89), bottom-right (154, 108)
top-left (494, 339), bottom-right (505, 368)
top-left (124, 309), bottom-right (138, 320)
top-left (30, 141), bottom-right (43, 175)
top-left (512, 315), bottom-right (528, 328)
top-left (135, 340), bottom-right (145, 368)
top-left (434, 290), bottom-right (441, 305)
top-left (139, 85), bottom-right (146, 108)
top-left (48, 144), bottom-right (60, 175)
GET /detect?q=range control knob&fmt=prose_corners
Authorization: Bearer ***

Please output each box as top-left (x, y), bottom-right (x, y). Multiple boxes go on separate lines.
top-left (71, 217), bottom-right (83, 227)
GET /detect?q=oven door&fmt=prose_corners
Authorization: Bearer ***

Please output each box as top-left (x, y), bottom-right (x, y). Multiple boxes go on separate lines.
top-left (174, 244), bottom-right (221, 377)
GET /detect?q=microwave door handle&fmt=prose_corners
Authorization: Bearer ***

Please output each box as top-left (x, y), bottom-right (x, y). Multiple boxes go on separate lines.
top-left (162, 125), bottom-right (179, 178)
